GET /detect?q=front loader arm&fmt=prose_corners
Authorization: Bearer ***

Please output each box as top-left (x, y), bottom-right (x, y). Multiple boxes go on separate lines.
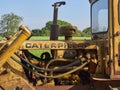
top-left (0, 25), bottom-right (31, 67)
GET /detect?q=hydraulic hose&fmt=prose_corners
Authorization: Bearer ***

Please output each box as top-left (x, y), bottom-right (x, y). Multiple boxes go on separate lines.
top-left (44, 58), bottom-right (80, 79)
top-left (11, 56), bottom-right (89, 78)
top-left (15, 52), bottom-right (81, 72)
top-left (45, 59), bottom-right (81, 71)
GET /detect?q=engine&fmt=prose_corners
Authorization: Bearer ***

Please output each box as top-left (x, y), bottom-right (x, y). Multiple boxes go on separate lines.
top-left (17, 26), bottom-right (98, 86)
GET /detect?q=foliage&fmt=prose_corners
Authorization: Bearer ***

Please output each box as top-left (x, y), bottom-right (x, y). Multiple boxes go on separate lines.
top-left (40, 27), bottom-right (50, 36)
top-left (32, 20), bottom-right (91, 37)
top-left (75, 30), bottom-right (83, 37)
top-left (0, 13), bottom-right (91, 38)
top-left (0, 13), bottom-right (23, 36)
top-left (32, 29), bottom-right (42, 36)
top-left (46, 20), bottom-right (71, 30)
top-left (32, 20), bottom-right (72, 36)
top-left (82, 27), bottom-right (91, 37)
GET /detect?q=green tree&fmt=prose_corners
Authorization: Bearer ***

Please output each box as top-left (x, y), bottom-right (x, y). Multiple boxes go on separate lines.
top-left (82, 27), bottom-right (91, 37)
top-left (75, 30), bottom-right (84, 37)
top-left (41, 27), bottom-right (50, 36)
top-left (41, 20), bottom-right (72, 36)
top-left (0, 13), bottom-right (23, 36)
top-left (32, 29), bottom-right (42, 36)
top-left (46, 20), bottom-right (71, 30)
top-left (32, 20), bottom-right (83, 36)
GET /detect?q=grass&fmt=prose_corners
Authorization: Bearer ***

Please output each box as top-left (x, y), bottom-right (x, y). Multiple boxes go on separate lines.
top-left (29, 36), bottom-right (50, 40)
top-left (29, 50), bottom-right (51, 58)
top-left (29, 36), bottom-right (91, 40)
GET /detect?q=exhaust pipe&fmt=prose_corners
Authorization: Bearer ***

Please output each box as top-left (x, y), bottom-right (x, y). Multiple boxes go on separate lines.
top-left (50, 1), bottom-right (66, 40)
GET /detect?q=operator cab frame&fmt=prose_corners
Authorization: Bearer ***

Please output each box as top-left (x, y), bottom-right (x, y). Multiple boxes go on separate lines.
top-left (90, 0), bottom-right (120, 79)
top-left (90, 0), bottom-right (109, 40)
top-left (91, 0), bottom-right (108, 34)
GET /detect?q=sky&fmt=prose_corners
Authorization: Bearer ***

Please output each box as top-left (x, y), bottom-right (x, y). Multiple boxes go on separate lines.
top-left (0, 0), bottom-right (90, 31)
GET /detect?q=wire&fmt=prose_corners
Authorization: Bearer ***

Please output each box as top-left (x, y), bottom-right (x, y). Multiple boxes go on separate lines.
top-left (15, 52), bottom-right (81, 72)
top-left (11, 56), bottom-right (89, 78)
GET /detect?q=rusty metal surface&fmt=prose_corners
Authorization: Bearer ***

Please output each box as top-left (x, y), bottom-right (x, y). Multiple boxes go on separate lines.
top-left (35, 79), bottom-right (120, 90)
top-left (35, 84), bottom-right (93, 90)
top-left (0, 71), bottom-right (35, 90)
top-left (20, 40), bottom-right (97, 50)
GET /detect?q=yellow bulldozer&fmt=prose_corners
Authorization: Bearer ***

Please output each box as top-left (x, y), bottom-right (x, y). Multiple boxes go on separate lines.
top-left (0, 0), bottom-right (120, 90)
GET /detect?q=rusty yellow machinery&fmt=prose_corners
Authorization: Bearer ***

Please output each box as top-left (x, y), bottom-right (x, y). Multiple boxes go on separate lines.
top-left (0, 0), bottom-right (120, 90)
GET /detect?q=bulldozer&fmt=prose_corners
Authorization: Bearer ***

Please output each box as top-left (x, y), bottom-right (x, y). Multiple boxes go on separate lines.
top-left (0, 0), bottom-right (120, 90)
